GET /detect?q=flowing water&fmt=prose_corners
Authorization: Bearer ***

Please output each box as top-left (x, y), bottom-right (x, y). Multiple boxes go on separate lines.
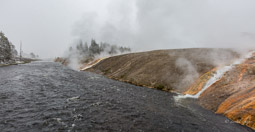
top-left (175, 51), bottom-right (255, 100)
top-left (0, 62), bottom-right (252, 131)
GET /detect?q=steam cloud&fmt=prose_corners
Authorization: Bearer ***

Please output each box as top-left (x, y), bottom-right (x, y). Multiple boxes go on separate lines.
top-left (72, 0), bottom-right (255, 51)
top-left (62, 39), bottom-right (131, 70)
top-left (175, 58), bottom-right (199, 89)
top-left (2, 0), bottom-right (255, 58)
top-left (69, 0), bottom-right (255, 86)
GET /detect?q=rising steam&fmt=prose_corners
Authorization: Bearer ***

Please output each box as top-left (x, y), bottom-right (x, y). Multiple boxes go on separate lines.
top-left (59, 39), bottom-right (131, 70)
top-left (175, 58), bottom-right (199, 89)
top-left (72, 0), bottom-right (255, 52)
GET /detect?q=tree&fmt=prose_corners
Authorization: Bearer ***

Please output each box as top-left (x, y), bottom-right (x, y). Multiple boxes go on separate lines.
top-left (76, 40), bottom-right (83, 51)
top-left (83, 42), bottom-right (89, 53)
top-left (89, 39), bottom-right (100, 56)
top-left (99, 42), bottom-right (110, 52)
top-left (10, 43), bottom-right (18, 58)
top-left (119, 46), bottom-right (131, 53)
top-left (64, 38), bottom-right (132, 66)
top-left (30, 52), bottom-right (36, 58)
top-left (0, 31), bottom-right (14, 62)
top-left (109, 45), bottom-right (118, 55)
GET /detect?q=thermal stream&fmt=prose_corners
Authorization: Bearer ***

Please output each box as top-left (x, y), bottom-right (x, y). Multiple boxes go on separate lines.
top-left (80, 57), bottom-right (108, 71)
top-left (175, 51), bottom-right (255, 100)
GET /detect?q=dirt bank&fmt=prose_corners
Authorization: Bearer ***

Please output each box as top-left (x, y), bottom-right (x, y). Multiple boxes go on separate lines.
top-left (197, 52), bottom-right (255, 129)
top-left (86, 48), bottom-right (240, 93)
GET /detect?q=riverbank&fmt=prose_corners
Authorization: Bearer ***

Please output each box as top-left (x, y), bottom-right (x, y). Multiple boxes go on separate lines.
top-left (85, 48), bottom-right (255, 130)
top-left (0, 63), bottom-right (18, 67)
top-left (0, 58), bottom-right (40, 67)
top-left (86, 48), bottom-right (240, 93)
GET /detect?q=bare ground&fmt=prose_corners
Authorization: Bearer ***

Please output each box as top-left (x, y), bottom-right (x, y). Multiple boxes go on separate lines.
top-left (86, 48), bottom-right (240, 93)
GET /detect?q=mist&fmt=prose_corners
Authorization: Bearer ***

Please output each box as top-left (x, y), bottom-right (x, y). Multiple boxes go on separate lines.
top-left (72, 0), bottom-right (255, 52)
top-left (1, 0), bottom-right (255, 58)
top-left (60, 39), bottom-right (131, 70)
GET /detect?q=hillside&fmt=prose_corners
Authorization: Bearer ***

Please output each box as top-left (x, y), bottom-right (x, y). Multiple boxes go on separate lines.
top-left (86, 48), bottom-right (240, 93)
top-left (85, 48), bottom-right (255, 130)
top-left (197, 52), bottom-right (255, 129)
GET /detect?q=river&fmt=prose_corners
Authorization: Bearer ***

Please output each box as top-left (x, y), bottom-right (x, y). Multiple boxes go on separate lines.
top-left (0, 61), bottom-right (252, 132)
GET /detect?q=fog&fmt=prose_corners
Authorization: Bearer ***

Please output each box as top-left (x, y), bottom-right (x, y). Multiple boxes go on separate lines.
top-left (1, 0), bottom-right (255, 58)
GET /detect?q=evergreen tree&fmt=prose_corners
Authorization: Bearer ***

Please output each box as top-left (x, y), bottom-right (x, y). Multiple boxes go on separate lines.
top-left (30, 52), bottom-right (36, 58)
top-left (0, 32), bottom-right (13, 62)
top-left (89, 39), bottom-right (100, 56)
top-left (109, 45), bottom-right (118, 55)
top-left (10, 43), bottom-right (18, 58)
top-left (83, 42), bottom-right (89, 53)
top-left (76, 40), bottom-right (83, 50)
top-left (65, 38), bottom-right (131, 65)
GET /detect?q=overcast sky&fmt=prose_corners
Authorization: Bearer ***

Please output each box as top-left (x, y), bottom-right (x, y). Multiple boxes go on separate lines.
top-left (1, 0), bottom-right (255, 58)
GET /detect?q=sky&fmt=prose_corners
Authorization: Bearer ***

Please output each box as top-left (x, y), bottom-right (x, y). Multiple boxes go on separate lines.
top-left (1, 0), bottom-right (255, 58)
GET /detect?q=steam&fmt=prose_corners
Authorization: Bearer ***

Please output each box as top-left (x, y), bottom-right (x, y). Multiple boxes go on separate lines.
top-left (66, 52), bottom-right (80, 70)
top-left (72, 0), bottom-right (255, 52)
top-left (2, 0), bottom-right (255, 58)
top-left (175, 50), bottom-right (255, 100)
top-left (168, 48), bottom-right (243, 92)
top-left (71, 0), bottom-right (137, 48)
top-left (62, 40), bottom-right (131, 70)
top-left (175, 58), bottom-right (199, 90)
top-left (57, 0), bottom-right (255, 85)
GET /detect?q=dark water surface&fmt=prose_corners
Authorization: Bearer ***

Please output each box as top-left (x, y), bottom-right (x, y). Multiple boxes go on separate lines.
top-left (0, 62), bottom-right (253, 132)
